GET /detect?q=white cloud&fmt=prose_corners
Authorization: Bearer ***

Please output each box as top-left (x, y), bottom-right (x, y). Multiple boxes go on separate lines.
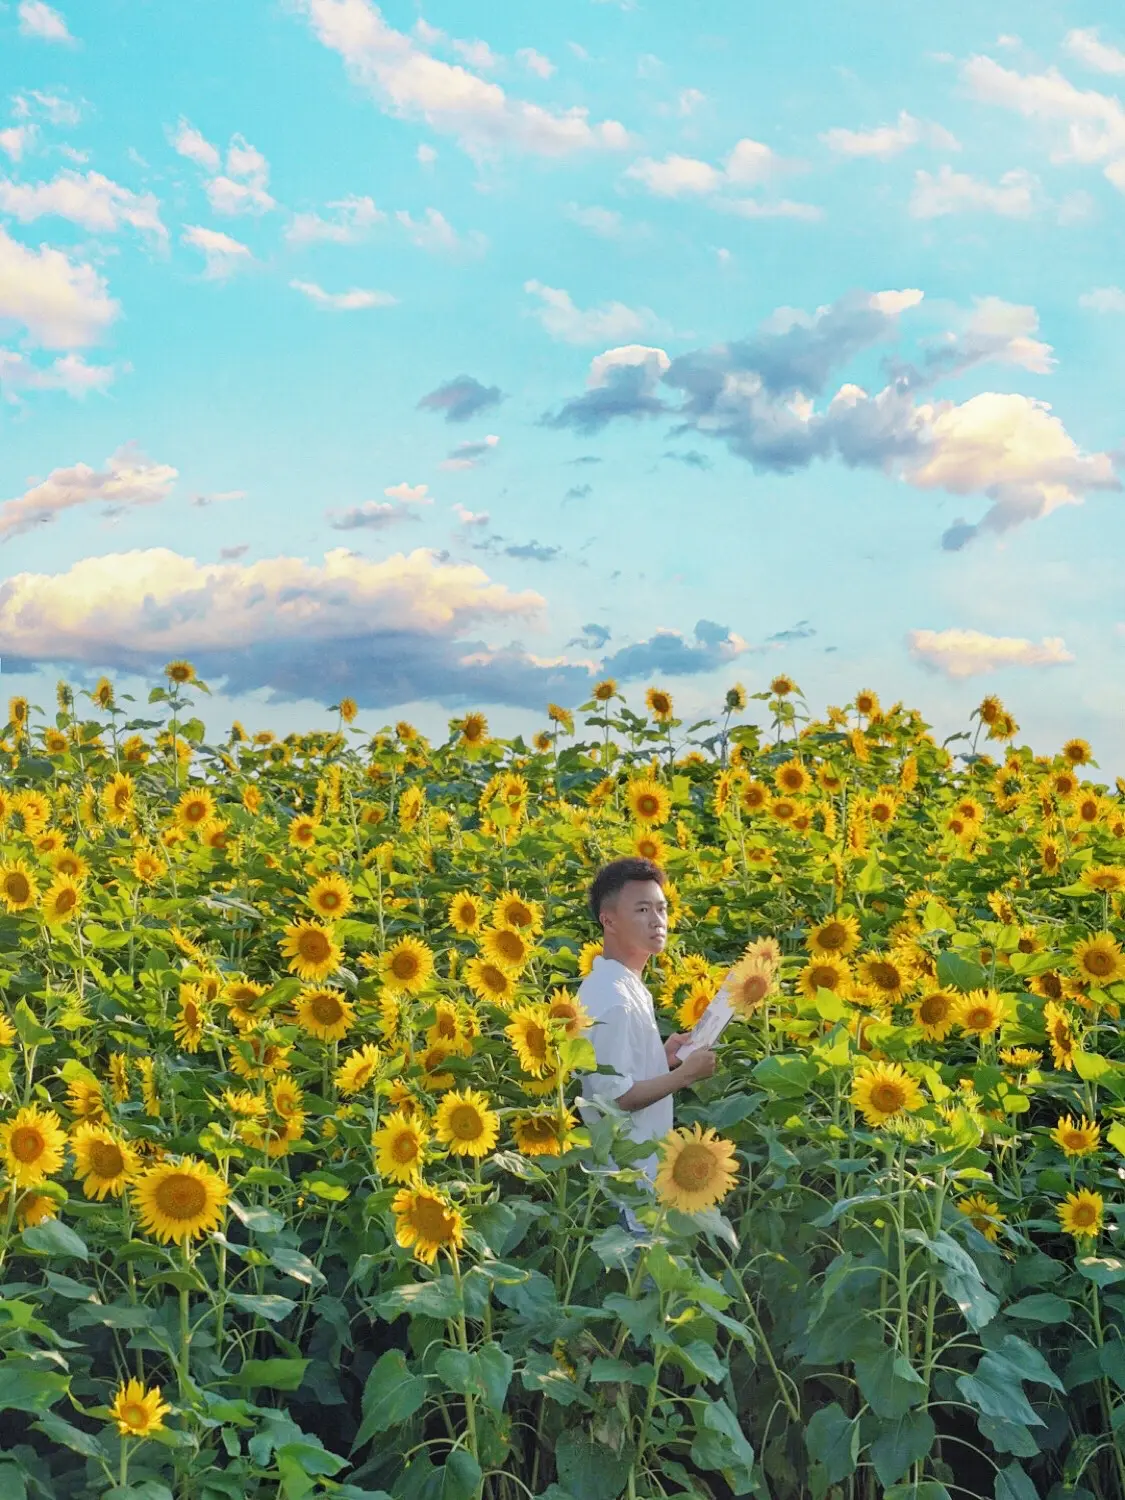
top-left (0, 170), bottom-right (166, 241)
top-left (171, 118), bottom-right (221, 172)
top-left (181, 225), bottom-right (253, 279)
top-left (12, 90), bottom-right (81, 125)
top-left (384, 482), bottom-right (431, 504)
top-left (626, 152), bottom-right (721, 196)
top-left (1065, 27), bottom-right (1125, 76)
top-left (0, 225), bottom-right (118, 347)
top-left (453, 502), bottom-right (490, 526)
top-left (722, 197), bottom-right (824, 221)
top-left (328, 500), bottom-right (417, 530)
top-left (0, 349), bottom-right (113, 401)
top-left (206, 134), bottom-right (275, 215)
top-left (677, 87), bottom-right (706, 116)
top-left (820, 110), bottom-right (960, 160)
top-left (452, 38), bottom-right (498, 70)
top-left (297, 0), bottom-right (628, 157)
top-left (417, 143), bottom-right (437, 165)
top-left (517, 48), bottom-right (554, 79)
top-left (441, 434), bottom-right (499, 470)
top-left (524, 279), bottom-right (651, 344)
top-left (191, 489), bottom-right (246, 508)
top-left (565, 203), bottom-right (627, 237)
top-left (284, 194), bottom-right (383, 244)
top-left (588, 343), bottom-right (670, 388)
top-left (18, 1), bottom-right (73, 43)
top-left (0, 126), bottom-right (36, 162)
top-left (725, 137), bottom-right (779, 185)
top-left (908, 627), bottom-right (1074, 678)
top-left (395, 206), bottom-right (485, 253)
top-left (910, 165), bottom-right (1039, 218)
top-left (626, 137), bottom-right (819, 217)
top-left (0, 444), bottom-right (176, 540)
top-left (290, 279), bottom-right (397, 309)
top-left (1079, 285), bottom-right (1125, 312)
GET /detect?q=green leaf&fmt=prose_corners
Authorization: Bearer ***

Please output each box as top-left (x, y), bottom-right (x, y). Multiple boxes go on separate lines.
top-left (939, 1263), bottom-right (999, 1331)
top-left (588, 1357), bottom-right (655, 1387)
top-left (353, 1350), bottom-right (428, 1448)
top-left (375, 1277), bottom-right (461, 1321)
top-left (1076, 1255), bottom-right (1125, 1286)
top-left (937, 950), bottom-right (986, 992)
top-left (883, 1486), bottom-right (951, 1500)
top-left (676, 1338), bottom-right (725, 1384)
top-left (45, 1270), bottom-right (99, 1300)
top-left (0, 1463), bottom-right (25, 1500)
top-left (69, 1300), bottom-right (157, 1331)
top-left (984, 1334), bottom-right (1064, 1393)
top-left (233, 1357), bottom-right (309, 1391)
top-left (869, 1410), bottom-right (936, 1488)
top-left (804, 1402), bottom-right (859, 1484)
top-left (269, 1246), bottom-right (326, 1287)
top-left (21, 1218), bottom-right (88, 1261)
top-left (33, 1410), bottom-right (107, 1459)
top-left (978, 1414), bottom-right (1040, 1459)
top-left (12, 998), bottom-right (53, 1045)
top-left (228, 1293), bottom-right (298, 1323)
top-left (1072, 1050), bottom-right (1112, 1081)
top-left (995, 1461), bottom-right (1039, 1500)
top-left (300, 1172), bottom-right (350, 1203)
top-left (435, 1346), bottom-right (514, 1411)
top-left (0, 1361), bottom-right (68, 1413)
top-left (227, 1200), bottom-right (284, 1234)
top-left (957, 1359), bottom-right (1044, 1428)
top-left (1005, 1293), bottom-right (1070, 1324)
top-left (556, 1432), bottom-right (631, 1500)
top-left (854, 1346), bottom-right (927, 1419)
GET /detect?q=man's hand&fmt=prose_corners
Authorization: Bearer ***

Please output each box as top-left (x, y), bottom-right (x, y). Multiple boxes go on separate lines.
top-left (665, 1032), bottom-right (693, 1067)
top-left (677, 1047), bottom-right (717, 1083)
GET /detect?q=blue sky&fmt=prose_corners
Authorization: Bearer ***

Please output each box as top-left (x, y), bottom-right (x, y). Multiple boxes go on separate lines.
top-left (2, 0), bottom-right (1125, 760)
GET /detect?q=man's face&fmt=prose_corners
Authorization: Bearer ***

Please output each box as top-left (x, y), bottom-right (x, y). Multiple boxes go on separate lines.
top-left (601, 879), bottom-right (668, 955)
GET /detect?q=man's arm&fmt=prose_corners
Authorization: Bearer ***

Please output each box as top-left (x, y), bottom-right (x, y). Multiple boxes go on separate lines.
top-left (616, 1047), bottom-right (716, 1112)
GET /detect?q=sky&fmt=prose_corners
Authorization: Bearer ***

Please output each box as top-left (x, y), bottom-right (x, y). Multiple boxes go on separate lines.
top-left (2, 0), bottom-right (1125, 762)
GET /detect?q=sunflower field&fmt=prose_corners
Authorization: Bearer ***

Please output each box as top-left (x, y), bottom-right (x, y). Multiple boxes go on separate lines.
top-left (0, 668), bottom-right (1124, 1500)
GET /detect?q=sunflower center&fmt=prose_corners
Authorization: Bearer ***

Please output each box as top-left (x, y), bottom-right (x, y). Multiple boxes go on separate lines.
top-left (114, 789), bottom-right (130, 812)
top-left (967, 1007), bottom-right (994, 1030)
top-left (298, 930), bottom-right (331, 963)
top-left (318, 891), bottom-right (342, 911)
top-left (737, 974), bottom-right (769, 1007)
top-left (352, 1063), bottom-right (374, 1088)
top-left (435, 1014), bottom-right (457, 1039)
top-left (774, 801), bottom-right (795, 819)
top-left (868, 962), bottom-right (900, 991)
top-left (184, 800), bottom-right (208, 825)
top-left (869, 1082), bottom-right (906, 1114)
top-left (392, 952), bottom-right (419, 981)
top-left (1083, 950), bottom-right (1114, 977)
top-left (89, 1140), bottom-right (125, 1178)
top-left (1073, 1202), bottom-right (1096, 1228)
top-left (524, 1023), bottom-right (548, 1060)
top-left (408, 1195), bottom-right (455, 1241)
top-left (637, 795), bottom-right (659, 817)
top-left (521, 1118), bottom-right (555, 1144)
top-left (310, 993), bottom-right (344, 1025)
top-left (56, 856), bottom-right (78, 876)
top-left (1062, 1130), bottom-right (1084, 1150)
top-left (457, 903), bottom-right (477, 925)
top-left (153, 1173), bottom-right (207, 1221)
top-left (494, 930), bottom-right (524, 961)
top-left (54, 887), bottom-right (77, 915)
top-left (918, 994), bottom-right (949, 1024)
top-left (448, 1105), bottom-right (484, 1141)
top-left (482, 965), bottom-right (507, 993)
top-left (505, 903), bottom-right (532, 927)
top-left (671, 1143), bottom-right (718, 1191)
top-left (4, 873), bottom-right (29, 902)
top-left (392, 1132), bottom-right (420, 1165)
top-left (1042, 973), bottom-right (1062, 999)
top-left (811, 966), bottom-right (839, 990)
top-left (11, 1126), bottom-right (45, 1162)
top-left (818, 922), bottom-right (847, 951)
top-left (122, 1403), bottom-right (147, 1428)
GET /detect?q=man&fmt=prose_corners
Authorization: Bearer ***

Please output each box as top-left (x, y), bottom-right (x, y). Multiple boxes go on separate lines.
top-left (577, 857), bottom-right (717, 1203)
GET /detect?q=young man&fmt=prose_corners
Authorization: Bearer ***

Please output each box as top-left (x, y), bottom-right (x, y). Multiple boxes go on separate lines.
top-left (577, 857), bottom-right (716, 1193)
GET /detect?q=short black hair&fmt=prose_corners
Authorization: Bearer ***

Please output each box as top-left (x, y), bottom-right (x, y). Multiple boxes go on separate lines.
top-left (588, 857), bottom-right (665, 924)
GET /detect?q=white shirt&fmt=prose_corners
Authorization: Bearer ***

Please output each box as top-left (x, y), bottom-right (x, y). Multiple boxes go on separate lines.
top-left (577, 955), bottom-right (671, 1180)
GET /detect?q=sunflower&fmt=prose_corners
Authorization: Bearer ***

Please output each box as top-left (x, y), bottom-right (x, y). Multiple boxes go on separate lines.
top-left (65, 1077), bottom-right (106, 1121)
top-left (1051, 1114), bottom-right (1100, 1158)
top-left (71, 1123), bottom-right (138, 1201)
top-left (547, 988), bottom-right (591, 1038)
top-left (131, 848), bottom-right (166, 884)
top-left (398, 784), bottom-right (426, 831)
top-left (957, 1194), bottom-right (1006, 1244)
top-left (854, 688), bottom-right (880, 717)
top-left (42, 877), bottom-right (81, 926)
top-left (1039, 837), bottom-right (1064, 875)
top-left (280, 920), bottom-right (342, 982)
top-left (0, 1014), bottom-right (14, 1048)
top-left (725, 683), bottom-right (747, 712)
top-left (164, 659), bottom-right (196, 685)
top-left (954, 989), bottom-right (1008, 1037)
top-left (392, 1185), bottom-right (465, 1265)
top-left (513, 1110), bottom-right (575, 1157)
top-left (627, 777), bottom-right (672, 827)
top-left (770, 675), bottom-right (797, 699)
top-left (807, 914), bottom-right (861, 958)
top-left (727, 955), bottom-right (775, 1017)
top-left (645, 687), bottom-right (674, 722)
top-left (1061, 737), bottom-right (1093, 766)
top-left (109, 1378), bottom-right (171, 1438)
top-left (0, 860), bottom-right (37, 911)
top-left (465, 956), bottom-right (516, 1008)
top-left (506, 1005), bottom-right (556, 1078)
top-left (306, 873), bottom-right (353, 921)
top-left (426, 1001), bottom-right (463, 1051)
top-left (270, 1079), bottom-right (305, 1121)
top-left (856, 953), bottom-right (910, 1004)
top-left (338, 696), bottom-right (358, 724)
top-left (1080, 866), bottom-right (1125, 894)
top-left (132, 1157), bottom-right (228, 1244)
top-left (632, 829), bottom-right (667, 863)
top-left (295, 986), bottom-right (355, 1042)
top-left (335, 1043), bottom-right (383, 1095)
top-left (108, 1053), bottom-right (130, 1103)
top-left (745, 935), bottom-right (782, 971)
top-left (773, 759), bottom-right (811, 796)
top-left (867, 790), bottom-right (899, 827)
top-left (136, 1055), bottom-right (162, 1116)
top-left (12, 790), bottom-right (50, 837)
top-left (289, 815), bottom-right (320, 850)
top-left (493, 890), bottom-right (543, 934)
top-left (1072, 932), bottom-right (1124, 986)
top-left (912, 989), bottom-right (957, 1041)
top-left (1000, 1046), bottom-right (1042, 1069)
top-left (174, 787), bottom-right (216, 834)
top-left (448, 890), bottom-right (484, 935)
top-left (43, 728), bottom-right (69, 756)
top-left (1058, 1189), bottom-right (1104, 1240)
top-left (380, 935), bottom-right (435, 995)
top-left (373, 1110), bottom-right (430, 1184)
top-left (173, 985), bottom-right (207, 1052)
top-left (769, 797), bottom-right (799, 824)
top-left (34, 830), bottom-right (62, 857)
top-left (480, 924), bottom-right (534, 976)
top-left (7, 695), bottom-right (28, 728)
top-left (738, 780), bottom-right (768, 815)
top-left (459, 712), bottom-right (489, 747)
top-left (851, 1063), bottom-right (923, 1127)
top-left (102, 773), bottom-right (135, 825)
top-left (678, 982), bottom-right (715, 1029)
top-left (0, 1105), bottom-right (66, 1187)
top-left (592, 678), bottom-right (617, 703)
top-left (222, 979), bottom-right (270, 1031)
top-left (794, 957), bottom-right (846, 1000)
top-left (434, 1088), bottom-right (500, 1158)
top-left (655, 1124), bottom-right (739, 1213)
